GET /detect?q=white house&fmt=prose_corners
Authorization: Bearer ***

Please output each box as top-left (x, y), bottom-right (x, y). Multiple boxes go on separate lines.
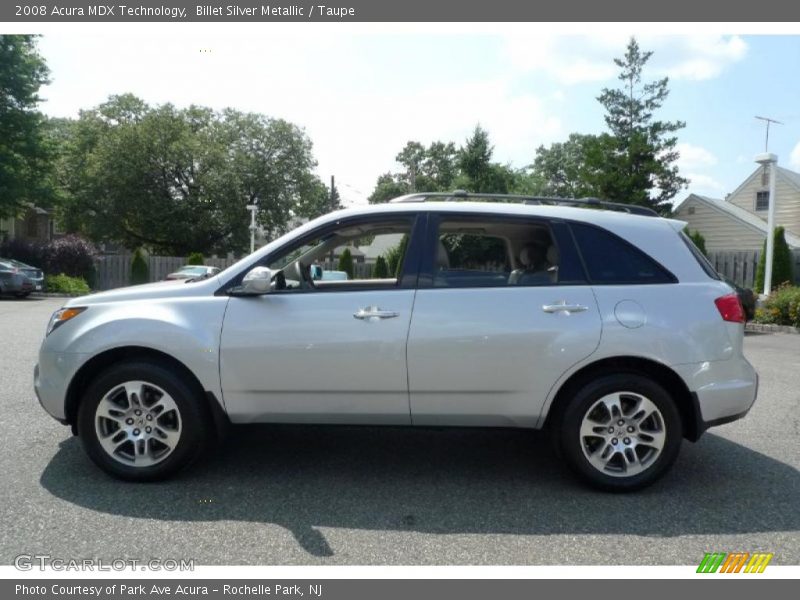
top-left (674, 165), bottom-right (800, 251)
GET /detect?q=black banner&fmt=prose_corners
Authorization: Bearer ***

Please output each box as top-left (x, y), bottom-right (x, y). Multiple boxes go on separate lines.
top-left (5, 579), bottom-right (797, 600)
top-left (3, 0), bottom-right (800, 22)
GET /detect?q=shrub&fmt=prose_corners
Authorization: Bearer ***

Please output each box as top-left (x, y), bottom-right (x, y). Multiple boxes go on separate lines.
top-left (130, 248), bottom-right (149, 285)
top-left (45, 273), bottom-right (91, 295)
top-left (385, 234), bottom-right (409, 277)
top-left (337, 248), bottom-right (354, 279)
top-left (754, 284), bottom-right (800, 327)
top-left (0, 238), bottom-right (45, 268)
top-left (373, 255), bottom-right (388, 279)
top-left (44, 235), bottom-right (97, 287)
top-left (186, 252), bottom-right (205, 266)
top-left (755, 226), bottom-right (793, 292)
top-left (687, 229), bottom-right (707, 256)
top-left (0, 235), bottom-right (97, 286)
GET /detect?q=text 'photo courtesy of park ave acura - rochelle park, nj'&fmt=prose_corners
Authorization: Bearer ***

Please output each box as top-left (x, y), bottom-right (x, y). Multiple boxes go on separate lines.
top-left (0, 14), bottom-right (799, 589)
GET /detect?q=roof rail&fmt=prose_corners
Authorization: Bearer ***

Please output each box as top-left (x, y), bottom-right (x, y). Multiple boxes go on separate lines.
top-left (389, 190), bottom-right (659, 217)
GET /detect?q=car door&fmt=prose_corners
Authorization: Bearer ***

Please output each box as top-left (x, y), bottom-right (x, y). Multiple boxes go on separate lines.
top-left (407, 213), bottom-right (602, 427)
top-left (219, 213), bottom-right (424, 425)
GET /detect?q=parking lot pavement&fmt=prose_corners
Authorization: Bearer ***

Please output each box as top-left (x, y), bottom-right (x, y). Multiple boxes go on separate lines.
top-left (1, 296), bottom-right (798, 565)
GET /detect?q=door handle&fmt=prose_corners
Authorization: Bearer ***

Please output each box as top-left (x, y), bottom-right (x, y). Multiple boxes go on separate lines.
top-left (542, 302), bottom-right (588, 314)
top-left (354, 306), bottom-right (400, 320)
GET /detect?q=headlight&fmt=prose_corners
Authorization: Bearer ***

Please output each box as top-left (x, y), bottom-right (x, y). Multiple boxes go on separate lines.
top-left (46, 307), bottom-right (87, 336)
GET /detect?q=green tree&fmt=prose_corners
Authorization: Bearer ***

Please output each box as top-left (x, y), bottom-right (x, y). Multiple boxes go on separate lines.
top-left (368, 173), bottom-right (410, 204)
top-left (337, 247), bottom-right (354, 279)
top-left (458, 126), bottom-right (494, 192)
top-left (530, 133), bottom-right (601, 198)
top-left (687, 229), bottom-right (707, 256)
top-left (58, 95), bottom-right (322, 255)
top-left (596, 38), bottom-right (688, 213)
top-left (373, 255), bottom-right (388, 279)
top-left (385, 235), bottom-right (408, 277)
top-left (755, 226), bottom-right (794, 292)
top-left (0, 35), bottom-right (53, 218)
top-left (186, 252), bottom-right (204, 265)
top-left (130, 248), bottom-right (149, 285)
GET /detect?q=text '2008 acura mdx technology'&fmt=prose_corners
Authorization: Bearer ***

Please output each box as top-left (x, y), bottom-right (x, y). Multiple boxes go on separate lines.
top-left (35, 192), bottom-right (758, 491)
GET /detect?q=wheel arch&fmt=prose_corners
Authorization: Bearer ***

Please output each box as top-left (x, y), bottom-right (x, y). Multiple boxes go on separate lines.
top-left (65, 346), bottom-right (229, 439)
top-left (543, 355), bottom-right (701, 442)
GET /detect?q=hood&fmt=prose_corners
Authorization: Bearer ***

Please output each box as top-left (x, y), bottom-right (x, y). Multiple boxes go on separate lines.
top-left (65, 276), bottom-right (221, 307)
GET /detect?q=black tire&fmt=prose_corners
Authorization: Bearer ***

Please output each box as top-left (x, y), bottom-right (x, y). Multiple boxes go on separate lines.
top-left (556, 373), bottom-right (682, 492)
top-left (77, 360), bottom-right (212, 481)
top-left (15, 292), bottom-right (30, 298)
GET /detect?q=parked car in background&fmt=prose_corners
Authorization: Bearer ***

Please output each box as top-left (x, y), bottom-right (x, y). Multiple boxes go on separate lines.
top-left (309, 265), bottom-right (349, 281)
top-left (0, 260), bottom-right (35, 298)
top-left (163, 265), bottom-right (221, 281)
top-left (1, 259), bottom-right (45, 293)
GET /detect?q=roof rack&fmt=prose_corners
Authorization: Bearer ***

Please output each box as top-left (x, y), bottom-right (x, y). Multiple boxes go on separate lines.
top-left (389, 190), bottom-right (659, 217)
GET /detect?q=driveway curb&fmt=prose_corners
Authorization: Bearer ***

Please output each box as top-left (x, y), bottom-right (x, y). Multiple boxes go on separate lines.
top-left (746, 322), bottom-right (800, 334)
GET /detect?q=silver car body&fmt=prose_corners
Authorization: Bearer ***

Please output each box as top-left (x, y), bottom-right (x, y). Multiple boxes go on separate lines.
top-left (35, 202), bottom-right (757, 435)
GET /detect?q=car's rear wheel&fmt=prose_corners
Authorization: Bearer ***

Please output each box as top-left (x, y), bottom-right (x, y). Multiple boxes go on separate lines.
top-left (77, 361), bottom-right (211, 481)
top-left (557, 374), bottom-right (682, 492)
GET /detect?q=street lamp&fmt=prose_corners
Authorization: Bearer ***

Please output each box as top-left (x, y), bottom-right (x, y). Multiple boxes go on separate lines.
top-left (246, 203), bottom-right (258, 254)
top-left (754, 153), bottom-right (778, 297)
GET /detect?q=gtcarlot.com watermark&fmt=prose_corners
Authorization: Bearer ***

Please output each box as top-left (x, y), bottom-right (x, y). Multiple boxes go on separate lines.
top-left (14, 554), bottom-right (194, 572)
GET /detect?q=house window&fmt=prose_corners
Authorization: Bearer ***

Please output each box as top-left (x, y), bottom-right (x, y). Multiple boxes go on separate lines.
top-left (755, 191), bottom-right (770, 211)
top-left (687, 206), bottom-right (695, 215)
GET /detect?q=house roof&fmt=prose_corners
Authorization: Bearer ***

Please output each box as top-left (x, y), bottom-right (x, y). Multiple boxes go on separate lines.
top-left (726, 165), bottom-right (800, 201)
top-left (779, 166), bottom-right (800, 192)
top-left (675, 193), bottom-right (800, 248)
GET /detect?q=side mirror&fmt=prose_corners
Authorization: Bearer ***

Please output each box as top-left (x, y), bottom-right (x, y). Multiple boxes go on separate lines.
top-left (240, 266), bottom-right (274, 294)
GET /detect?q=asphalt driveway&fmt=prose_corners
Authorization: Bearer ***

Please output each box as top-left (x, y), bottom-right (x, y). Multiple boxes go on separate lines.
top-left (1, 296), bottom-right (798, 565)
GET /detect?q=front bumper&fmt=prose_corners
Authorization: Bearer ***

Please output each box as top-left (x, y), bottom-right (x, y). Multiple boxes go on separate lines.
top-left (34, 350), bottom-right (90, 423)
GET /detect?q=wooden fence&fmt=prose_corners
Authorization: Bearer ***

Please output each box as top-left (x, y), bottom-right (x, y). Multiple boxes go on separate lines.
top-left (95, 250), bottom-right (800, 292)
top-left (95, 255), bottom-right (237, 290)
top-left (94, 255), bottom-right (375, 290)
top-left (707, 249), bottom-right (800, 289)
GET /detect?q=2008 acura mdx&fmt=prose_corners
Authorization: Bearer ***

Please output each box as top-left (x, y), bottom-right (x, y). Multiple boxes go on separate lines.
top-left (35, 192), bottom-right (758, 491)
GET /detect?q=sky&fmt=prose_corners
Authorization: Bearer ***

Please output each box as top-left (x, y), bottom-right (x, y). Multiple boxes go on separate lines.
top-left (34, 29), bottom-right (800, 206)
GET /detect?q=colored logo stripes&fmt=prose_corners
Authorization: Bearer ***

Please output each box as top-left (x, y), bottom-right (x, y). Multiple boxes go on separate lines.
top-left (697, 552), bottom-right (773, 573)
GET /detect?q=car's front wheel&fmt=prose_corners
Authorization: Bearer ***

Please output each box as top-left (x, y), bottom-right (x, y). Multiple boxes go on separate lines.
top-left (557, 374), bottom-right (682, 492)
top-left (77, 361), bottom-right (211, 481)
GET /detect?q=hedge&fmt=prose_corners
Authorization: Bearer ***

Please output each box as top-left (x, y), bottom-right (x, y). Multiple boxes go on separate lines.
top-left (0, 235), bottom-right (97, 286)
top-left (44, 274), bottom-right (91, 295)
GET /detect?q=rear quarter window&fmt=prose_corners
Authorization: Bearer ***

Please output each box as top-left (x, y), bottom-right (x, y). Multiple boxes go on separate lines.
top-left (679, 231), bottom-right (721, 280)
top-left (570, 222), bottom-right (676, 285)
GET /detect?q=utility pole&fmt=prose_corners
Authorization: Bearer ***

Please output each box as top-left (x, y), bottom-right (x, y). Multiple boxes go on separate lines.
top-left (754, 116), bottom-right (782, 298)
top-left (246, 202), bottom-right (258, 254)
top-left (330, 175), bottom-right (336, 211)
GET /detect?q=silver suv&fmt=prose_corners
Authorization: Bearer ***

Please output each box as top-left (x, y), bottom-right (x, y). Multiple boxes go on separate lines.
top-left (35, 193), bottom-right (758, 491)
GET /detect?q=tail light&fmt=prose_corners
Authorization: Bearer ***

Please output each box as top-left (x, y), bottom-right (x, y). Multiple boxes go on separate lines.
top-left (715, 293), bottom-right (745, 323)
